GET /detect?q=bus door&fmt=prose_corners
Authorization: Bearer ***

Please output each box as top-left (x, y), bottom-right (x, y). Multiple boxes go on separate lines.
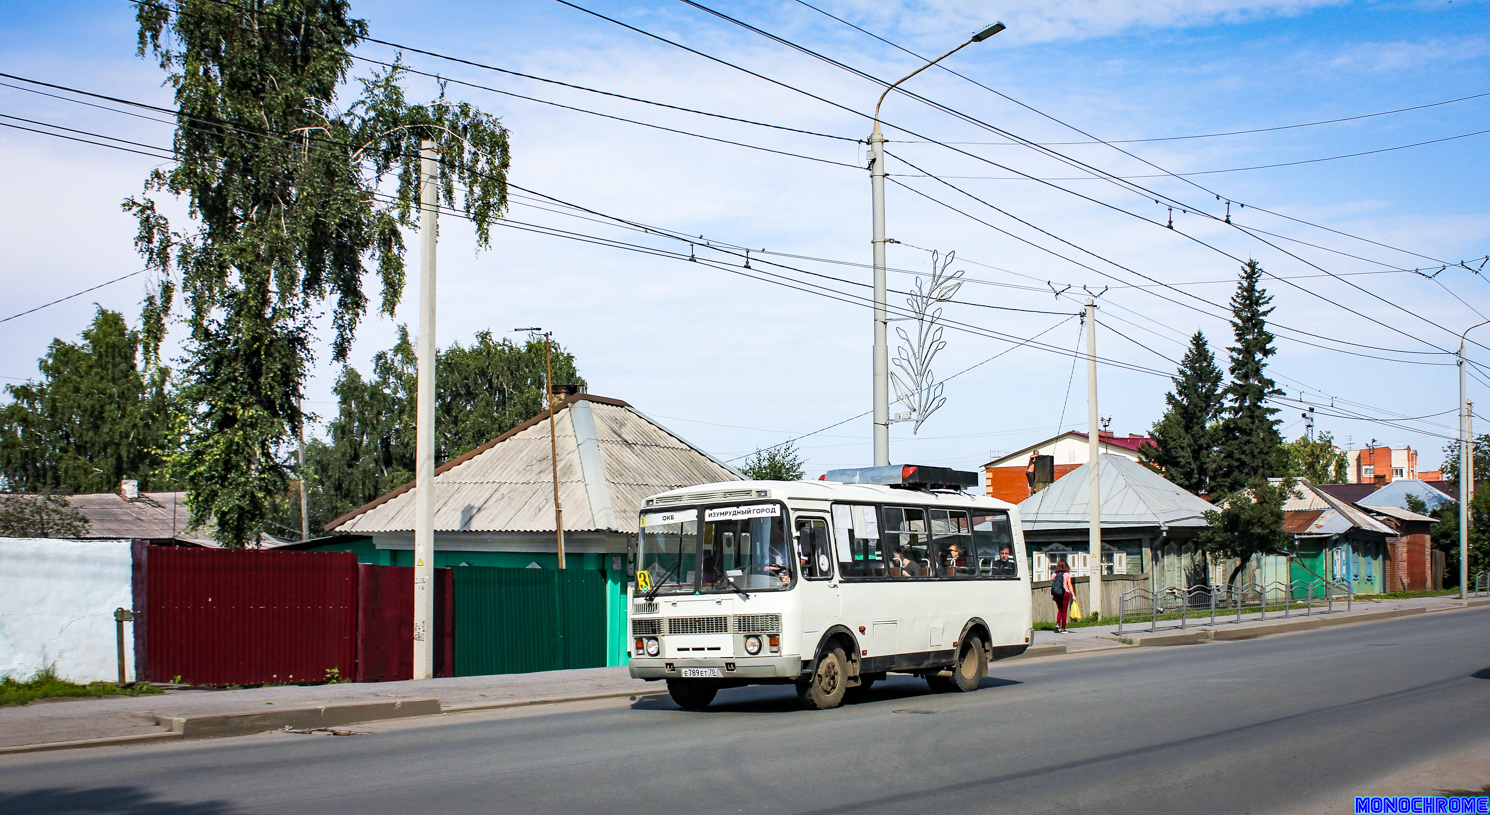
top-left (796, 516), bottom-right (839, 637)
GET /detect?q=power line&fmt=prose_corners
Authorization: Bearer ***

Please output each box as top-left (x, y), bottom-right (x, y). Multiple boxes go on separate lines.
top-left (783, 1), bottom-right (1481, 289)
top-left (0, 268), bottom-right (152, 324)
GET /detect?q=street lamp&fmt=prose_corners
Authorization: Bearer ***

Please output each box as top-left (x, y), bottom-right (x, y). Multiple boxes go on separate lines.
top-left (868, 22), bottom-right (1004, 466)
top-left (1458, 318), bottom-right (1490, 599)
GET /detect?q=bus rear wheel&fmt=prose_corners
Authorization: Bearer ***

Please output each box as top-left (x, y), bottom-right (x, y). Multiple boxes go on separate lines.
top-left (667, 679), bottom-right (718, 710)
top-left (927, 637), bottom-right (986, 694)
top-left (798, 646), bottom-right (849, 710)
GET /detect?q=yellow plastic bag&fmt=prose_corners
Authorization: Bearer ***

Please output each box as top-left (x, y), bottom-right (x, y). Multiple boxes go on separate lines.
top-left (1070, 596), bottom-right (1083, 620)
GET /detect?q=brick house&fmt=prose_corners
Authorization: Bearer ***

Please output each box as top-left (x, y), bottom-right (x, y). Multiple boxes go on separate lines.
top-left (983, 430), bottom-right (1154, 504)
top-left (1343, 445), bottom-right (1419, 485)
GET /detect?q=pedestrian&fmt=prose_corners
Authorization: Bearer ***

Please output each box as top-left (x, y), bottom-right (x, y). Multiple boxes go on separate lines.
top-left (1051, 559), bottom-right (1074, 633)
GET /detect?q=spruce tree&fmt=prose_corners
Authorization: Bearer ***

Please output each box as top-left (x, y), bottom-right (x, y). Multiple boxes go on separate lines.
top-left (1142, 331), bottom-right (1224, 497)
top-left (1212, 260), bottom-right (1286, 495)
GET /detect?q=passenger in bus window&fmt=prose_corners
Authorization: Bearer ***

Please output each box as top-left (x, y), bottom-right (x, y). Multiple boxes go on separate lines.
top-left (994, 547), bottom-right (1016, 576)
top-left (943, 542), bottom-right (967, 575)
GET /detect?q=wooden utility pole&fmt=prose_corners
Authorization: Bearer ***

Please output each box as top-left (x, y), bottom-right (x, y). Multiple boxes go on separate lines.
top-left (545, 332), bottom-right (566, 569)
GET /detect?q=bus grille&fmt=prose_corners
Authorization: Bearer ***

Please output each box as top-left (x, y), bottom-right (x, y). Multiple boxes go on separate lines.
top-left (650, 489), bottom-right (758, 507)
top-left (732, 614), bottom-right (782, 634)
top-left (667, 616), bottom-right (729, 635)
top-left (631, 618), bottom-right (663, 637)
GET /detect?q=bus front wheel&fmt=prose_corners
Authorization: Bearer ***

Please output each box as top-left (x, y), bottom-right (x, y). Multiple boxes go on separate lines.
top-left (667, 679), bottom-right (718, 710)
top-left (798, 646), bottom-right (849, 710)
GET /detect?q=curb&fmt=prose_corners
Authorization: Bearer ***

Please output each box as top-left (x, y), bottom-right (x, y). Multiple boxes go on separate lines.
top-left (1009, 644), bottom-right (1067, 660)
top-left (0, 730), bottom-right (184, 755)
top-left (156, 698), bottom-right (442, 739)
top-left (441, 687), bottom-right (668, 715)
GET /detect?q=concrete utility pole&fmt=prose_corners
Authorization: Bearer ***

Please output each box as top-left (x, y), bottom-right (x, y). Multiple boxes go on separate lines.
top-left (413, 139), bottom-right (438, 679)
top-left (1459, 319), bottom-right (1489, 601)
top-left (1086, 298), bottom-right (1102, 620)
top-left (868, 22), bottom-right (1004, 466)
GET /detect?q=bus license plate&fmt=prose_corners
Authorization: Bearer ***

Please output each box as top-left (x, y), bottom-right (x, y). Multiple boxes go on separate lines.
top-left (680, 668), bottom-right (721, 678)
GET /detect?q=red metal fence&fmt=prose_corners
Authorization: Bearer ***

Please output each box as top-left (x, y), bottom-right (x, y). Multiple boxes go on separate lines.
top-left (139, 547), bottom-right (358, 686)
top-left (356, 564), bottom-right (454, 682)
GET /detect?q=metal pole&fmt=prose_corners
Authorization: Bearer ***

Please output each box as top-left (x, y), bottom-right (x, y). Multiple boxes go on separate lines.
top-left (870, 125), bottom-right (889, 466)
top-left (866, 24), bottom-right (1003, 466)
top-left (413, 139), bottom-right (438, 680)
top-left (297, 397), bottom-right (309, 541)
top-left (1086, 299), bottom-right (1102, 621)
top-left (546, 332), bottom-right (566, 569)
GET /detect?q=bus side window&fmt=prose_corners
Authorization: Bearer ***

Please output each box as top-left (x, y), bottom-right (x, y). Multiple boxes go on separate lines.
top-left (931, 509), bottom-right (976, 577)
top-left (832, 504), bottom-right (884, 578)
top-left (883, 506), bottom-right (931, 578)
top-left (971, 511), bottom-right (1017, 579)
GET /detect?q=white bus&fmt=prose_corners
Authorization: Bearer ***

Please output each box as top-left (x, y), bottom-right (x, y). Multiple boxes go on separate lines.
top-left (628, 465), bottom-right (1033, 710)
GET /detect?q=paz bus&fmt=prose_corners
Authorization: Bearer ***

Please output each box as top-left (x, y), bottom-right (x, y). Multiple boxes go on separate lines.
top-left (627, 464), bottom-right (1033, 710)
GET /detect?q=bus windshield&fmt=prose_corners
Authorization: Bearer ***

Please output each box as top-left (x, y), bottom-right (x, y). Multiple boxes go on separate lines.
top-left (700, 504), bottom-right (792, 592)
top-left (637, 509), bottom-right (696, 596)
top-left (636, 503), bottom-right (792, 595)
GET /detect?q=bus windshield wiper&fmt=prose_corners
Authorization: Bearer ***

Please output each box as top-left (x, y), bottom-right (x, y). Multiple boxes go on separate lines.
top-left (721, 575), bottom-right (750, 599)
top-left (645, 560), bottom-right (680, 604)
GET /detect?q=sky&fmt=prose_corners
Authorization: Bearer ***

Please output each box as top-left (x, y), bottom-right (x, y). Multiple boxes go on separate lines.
top-left (1, 0), bottom-right (1488, 480)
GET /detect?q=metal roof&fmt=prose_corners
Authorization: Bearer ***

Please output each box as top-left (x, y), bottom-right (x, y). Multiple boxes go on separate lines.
top-left (1276, 479), bottom-right (1396, 537)
top-left (1358, 504), bottom-right (1438, 524)
top-left (1017, 454), bottom-right (1214, 531)
top-left (329, 394), bottom-right (742, 535)
top-left (0, 490), bottom-right (215, 544)
top-left (1358, 479), bottom-right (1454, 512)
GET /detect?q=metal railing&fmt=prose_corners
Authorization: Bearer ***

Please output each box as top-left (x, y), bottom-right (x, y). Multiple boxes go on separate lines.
top-left (1117, 579), bottom-right (1353, 635)
top-left (1474, 570), bottom-right (1489, 598)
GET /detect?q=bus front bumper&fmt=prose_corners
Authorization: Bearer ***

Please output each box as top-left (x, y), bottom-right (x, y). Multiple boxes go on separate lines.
top-left (628, 656), bottom-right (804, 680)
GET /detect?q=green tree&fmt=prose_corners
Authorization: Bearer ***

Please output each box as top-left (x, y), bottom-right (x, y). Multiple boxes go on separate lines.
top-left (1199, 478), bottom-right (1295, 589)
top-left (1285, 432), bottom-right (1349, 484)
top-left (1212, 261), bottom-right (1286, 495)
top-left (1425, 490), bottom-right (1490, 588)
top-left (278, 330), bottom-right (583, 535)
top-left (0, 493), bottom-right (91, 538)
top-left (0, 309), bottom-right (174, 494)
top-left (128, 0), bottom-right (510, 546)
top-left (740, 443), bottom-right (805, 481)
top-left (1438, 433), bottom-right (1490, 488)
top-left (1141, 331), bottom-right (1224, 497)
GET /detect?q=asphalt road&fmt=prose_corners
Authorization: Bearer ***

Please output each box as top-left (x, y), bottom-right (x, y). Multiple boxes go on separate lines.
top-left (2, 607), bottom-right (1487, 815)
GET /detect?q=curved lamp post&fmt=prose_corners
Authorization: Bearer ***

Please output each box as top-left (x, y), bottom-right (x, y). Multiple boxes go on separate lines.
top-left (869, 22), bottom-right (1004, 465)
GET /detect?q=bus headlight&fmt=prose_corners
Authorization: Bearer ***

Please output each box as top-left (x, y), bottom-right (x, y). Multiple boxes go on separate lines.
top-left (744, 635), bottom-right (762, 655)
top-left (645, 638), bottom-right (660, 657)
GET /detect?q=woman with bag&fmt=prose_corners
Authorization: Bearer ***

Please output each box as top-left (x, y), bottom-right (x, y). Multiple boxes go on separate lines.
top-left (1051, 560), bottom-right (1075, 633)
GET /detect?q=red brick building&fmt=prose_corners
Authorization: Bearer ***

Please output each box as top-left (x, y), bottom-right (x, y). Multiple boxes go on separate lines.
top-left (983, 430), bottom-right (1154, 504)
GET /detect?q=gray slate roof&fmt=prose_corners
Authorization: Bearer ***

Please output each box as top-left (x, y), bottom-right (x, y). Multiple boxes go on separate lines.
top-left (329, 394), bottom-right (741, 535)
top-left (0, 491), bottom-right (215, 544)
top-left (1358, 478), bottom-right (1454, 512)
top-left (1017, 454), bottom-right (1214, 531)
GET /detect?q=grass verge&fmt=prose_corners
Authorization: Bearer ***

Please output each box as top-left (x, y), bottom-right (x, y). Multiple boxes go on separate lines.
top-left (0, 666), bottom-right (162, 706)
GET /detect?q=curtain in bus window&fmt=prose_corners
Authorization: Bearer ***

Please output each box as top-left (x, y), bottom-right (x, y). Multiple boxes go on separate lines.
top-left (971, 511), bottom-right (1017, 578)
top-left (930, 509), bottom-right (976, 576)
top-left (833, 504), bottom-right (885, 578)
top-left (883, 506), bottom-right (931, 578)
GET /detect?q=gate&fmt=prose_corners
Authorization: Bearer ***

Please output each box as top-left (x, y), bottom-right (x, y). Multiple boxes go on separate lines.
top-left (140, 547), bottom-right (357, 686)
top-left (356, 564), bottom-right (455, 682)
top-left (453, 567), bottom-right (607, 676)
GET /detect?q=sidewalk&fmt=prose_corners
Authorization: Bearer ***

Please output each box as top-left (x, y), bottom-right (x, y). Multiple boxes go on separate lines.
top-left (3, 594), bottom-right (1486, 755)
top-left (1024, 592), bottom-right (1490, 656)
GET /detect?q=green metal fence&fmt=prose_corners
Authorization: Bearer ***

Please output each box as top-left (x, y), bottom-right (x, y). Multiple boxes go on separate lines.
top-left (453, 567), bottom-right (609, 676)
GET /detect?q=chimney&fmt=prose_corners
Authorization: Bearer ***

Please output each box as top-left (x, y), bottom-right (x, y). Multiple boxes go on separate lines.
top-left (121, 479), bottom-right (139, 500)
